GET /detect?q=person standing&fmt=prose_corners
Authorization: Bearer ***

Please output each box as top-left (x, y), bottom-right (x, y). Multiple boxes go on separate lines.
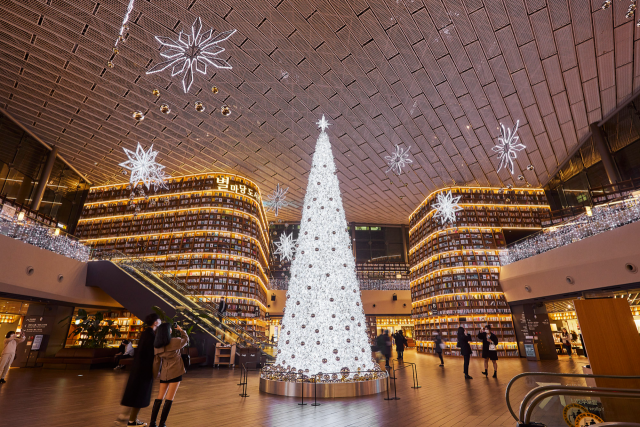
top-left (376, 330), bottom-right (392, 368)
top-left (119, 313), bottom-right (161, 426)
top-left (457, 326), bottom-right (472, 379)
top-left (434, 331), bottom-right (444, 367)
top-left (217, 298), bottom-right (227, 322)
top-left (561, 328), bottom-right (572, 358)
top-left (0, 331), bottom-right (26, 384)
top-left (478, 325), bottom-right (498, 378)
top-left (115, 339), bottom-right (135, 369)
top-left (395, 330), bottom-right (408, 360)
top-left (149, 323), bottom-right (189, 427)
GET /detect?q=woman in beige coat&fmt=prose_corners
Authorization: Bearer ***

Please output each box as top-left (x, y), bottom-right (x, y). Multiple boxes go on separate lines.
top-left (149, 323), bottom-right (188, 427)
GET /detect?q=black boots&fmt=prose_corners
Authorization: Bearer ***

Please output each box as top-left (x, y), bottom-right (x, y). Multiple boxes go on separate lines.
top-left (465, 374), bottom-right (473, 379)
top-left (159, 400), bottom-right (173, 427)
top-left (482, 370), bottom-right (488, 377)
top-left (149, 399), bottom-right (162, 427)
top-left (493, 370), bottom-right (497, 378)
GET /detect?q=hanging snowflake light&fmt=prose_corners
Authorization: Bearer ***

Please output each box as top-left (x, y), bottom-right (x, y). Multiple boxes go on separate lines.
top-left (433, 190), bottom-right (463, 224)
top-left (274, 232), bottom-right (296, 262)
top-left (146, 17), bottom-right (236, 93)
top-left (385, 144), bottom-right (413, 175)
top-left (264, 183), bottom-right (289, 217)
top-left (492, 120), bottom-right (525, 175)
top-left (119, 142), bottom-right (168, 191)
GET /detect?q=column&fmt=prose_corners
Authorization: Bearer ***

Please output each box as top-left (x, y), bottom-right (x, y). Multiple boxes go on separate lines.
top-left (401, 224), bottom-right (408, 264)
top-left (31, 146), bottom-right (58, 211)
top-left (15, 176), bottom-right (33, 205)
top-left (590, 123), bottom-right (621, 184)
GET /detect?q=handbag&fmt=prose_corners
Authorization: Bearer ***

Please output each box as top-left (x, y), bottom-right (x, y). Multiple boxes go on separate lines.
top-left (439, 343), bottom-right (446, 350)
top-left (181, 353), bottom-right (190, 369)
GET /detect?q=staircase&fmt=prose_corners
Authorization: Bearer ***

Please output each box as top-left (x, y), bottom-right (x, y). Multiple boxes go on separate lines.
top-left (86, 250), bottom-right (275, 360)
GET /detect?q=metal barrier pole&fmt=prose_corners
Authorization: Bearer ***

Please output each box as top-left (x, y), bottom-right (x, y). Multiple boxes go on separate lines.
top-left (312, 375), bottom-right (320, 406)
top-left (298, 374), bottom-right (306, 406)
top-left (391, 365), bottom-right (400, 400)
top-left (239, 365), bottom-right (249, 397)
top-left (237, 363), bottom-right (246, 386)
top-left (384, 367), bottom-right (393, 401)
top-left (410, 363), bottom-right (421, 389)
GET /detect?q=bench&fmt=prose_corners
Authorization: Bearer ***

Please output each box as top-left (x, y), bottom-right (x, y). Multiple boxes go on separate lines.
top-left (37, 348), bottom-right (120, 370)
top-left (120, 347), bottom-right (206, 368)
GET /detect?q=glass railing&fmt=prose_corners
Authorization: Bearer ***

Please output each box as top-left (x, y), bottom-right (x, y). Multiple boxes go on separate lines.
top-left (94, 250), bottom-right (275, 357)
top-left (268, 277), bottom-right (410, 291)
top-left (0, 211), bottom-right (90, 262)
top-left (500, 197), bottom-right (640, 265)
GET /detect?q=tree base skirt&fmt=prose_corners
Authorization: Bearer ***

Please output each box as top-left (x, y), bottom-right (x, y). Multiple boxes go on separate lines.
top-left (259, 376), bottom-right (387, 398)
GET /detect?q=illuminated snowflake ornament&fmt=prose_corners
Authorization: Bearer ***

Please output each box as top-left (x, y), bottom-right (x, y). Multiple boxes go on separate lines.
top-left (146, 17), bottom-right (236, 93)
top-left (274, 232), bottom-right (296, 262)
top-left (385, 145), bottom-right (413, 175)
top-left (433, 190), bottom-right (463, 224)
top-left (264, 183), bottom-right (289, 217)
top-left (492, 120), bottom-right (525, 175)
top-left (119, 143), bottom-right (168, 191)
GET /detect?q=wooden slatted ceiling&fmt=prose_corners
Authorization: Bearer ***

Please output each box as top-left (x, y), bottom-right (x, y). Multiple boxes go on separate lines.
top-left (0, 0), bottom-right (637, 224)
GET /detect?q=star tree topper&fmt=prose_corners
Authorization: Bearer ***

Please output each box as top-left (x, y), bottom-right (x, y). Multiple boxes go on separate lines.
top-left (274, 232), bottom-right (296, 262)
top-left (433, 190), bottom-right (463, 224)
top-left (119, 142), bottom-right (168, 191)
top-left (146, 17), bottom-right (236, 93)
top-left (492, 120), bottom-right (525, 175)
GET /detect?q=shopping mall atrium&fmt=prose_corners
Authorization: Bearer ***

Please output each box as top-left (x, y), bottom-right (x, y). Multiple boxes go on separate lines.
top-left (0, 1), bottom-right (640, 426)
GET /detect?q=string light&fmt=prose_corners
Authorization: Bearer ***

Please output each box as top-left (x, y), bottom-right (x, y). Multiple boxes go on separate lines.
top-left (501, 198), bottom-right (640, 265)
top-left (0, 214), bottom-right (90, 262)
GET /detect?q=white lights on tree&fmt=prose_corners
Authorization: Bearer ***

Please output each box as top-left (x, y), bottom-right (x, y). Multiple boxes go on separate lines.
top-left (146, 17), bottom-right (236, 93)
top-left (385, 144), bottom-right (413, 175)
top-left (432, 190), bottom-right (463, 224)
top-left (264, 183), bottom-right (289, 217)
top-left (492, 120), bottom-right (525, 175)
top-left (119, 142), bottom-right (168, 191)
top-left (274, 232), bottom-right (296, 262)
top-left (264, 115), bottom-right (383, 382)
top-left (114, 0), bottom-right (135, 47)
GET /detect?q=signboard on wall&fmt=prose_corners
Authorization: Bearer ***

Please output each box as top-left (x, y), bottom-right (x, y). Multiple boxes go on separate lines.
top-left (22, 316), bottom-right (54, 334)
top-left (31, 335), bottom-right (44, 351)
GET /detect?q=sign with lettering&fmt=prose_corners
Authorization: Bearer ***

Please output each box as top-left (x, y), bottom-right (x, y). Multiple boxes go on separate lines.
top-left (31, 335), bottom-right (44, 351)
top-left (574, 412), bottom-right (603, 426)
top-left (524, 343), bottom-right (536, 358)
top-left (22, 316), bottom-right (53, 334)
top-left (563, 403), bottom-right (587, 426)
top-left (214, 176), bottom-right (260, 201)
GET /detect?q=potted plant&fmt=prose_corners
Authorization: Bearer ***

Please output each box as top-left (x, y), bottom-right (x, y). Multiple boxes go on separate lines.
top-left (63, 309), bottom-right (121, 348)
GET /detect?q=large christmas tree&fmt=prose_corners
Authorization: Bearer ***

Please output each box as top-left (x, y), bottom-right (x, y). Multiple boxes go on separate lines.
top-left (272, 116), bottom-right (380, 380)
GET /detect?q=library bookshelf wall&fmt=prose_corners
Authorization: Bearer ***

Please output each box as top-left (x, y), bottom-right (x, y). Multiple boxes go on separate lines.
top-left (78, 173), bottom-right (271, 341)
top-left (409, 187), bottom-right (549, 358)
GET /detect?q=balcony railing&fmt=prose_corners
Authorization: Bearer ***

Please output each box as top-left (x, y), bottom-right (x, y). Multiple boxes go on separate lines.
top-left (268, 277), bottom-right (410, 291)
top-left (500, 197), bottom-right (640, 266)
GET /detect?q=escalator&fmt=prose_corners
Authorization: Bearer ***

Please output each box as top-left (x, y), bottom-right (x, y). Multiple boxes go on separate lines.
top-left (86, 251), bottom-right (275, 360)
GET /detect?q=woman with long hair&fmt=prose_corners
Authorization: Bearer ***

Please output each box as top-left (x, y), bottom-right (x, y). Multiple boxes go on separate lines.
top-left (561, 327), bottom-right (572, 358)
top-left (457, 326), bottom-right (473, 379)
top-left (478, 325), bottom-right (498, 378)
top-left (149, 323), bottom-right (188, 427)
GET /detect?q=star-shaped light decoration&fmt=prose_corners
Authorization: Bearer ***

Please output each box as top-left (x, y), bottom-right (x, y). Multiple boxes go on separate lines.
top-left (274, 232), bottom-right (296, 262)
top-left (119, 142), bottom-right (168, 191)
top-left (492, 120), bottom-right (525, 175)
top-left (317, 115), bottom-right (331, 131)
top-left (385, 145), bottom-right (413, 175)
top-left (146, 17), bottom-right (236, 93)
top-left (264, 183), bottom-right (289, 217)
top-left (433, 190), bottom-right (463, 224)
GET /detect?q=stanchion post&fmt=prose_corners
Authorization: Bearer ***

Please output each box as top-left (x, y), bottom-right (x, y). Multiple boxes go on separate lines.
top-left (411, 363), bottom-right (421, 389)
top-left (239, 365), bottom-right (249, 397)
top-left (311, 375), bottom-right (320, 406)
top-left (384, 366), bottom-right (394, 401)
top-left (298, 374), bottom-right (306, 406)
top-left (391, 366), bottom-right (400, 400)
top-left (238, 363), bottom-right (246, 386)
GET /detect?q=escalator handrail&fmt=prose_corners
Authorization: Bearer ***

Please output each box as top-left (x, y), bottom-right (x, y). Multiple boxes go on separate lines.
top-left (505, 372), bottom-right (640, 421)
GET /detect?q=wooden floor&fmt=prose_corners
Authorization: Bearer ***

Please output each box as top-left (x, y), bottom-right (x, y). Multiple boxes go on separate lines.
top-left (0, 350), bottom-right (586, 427)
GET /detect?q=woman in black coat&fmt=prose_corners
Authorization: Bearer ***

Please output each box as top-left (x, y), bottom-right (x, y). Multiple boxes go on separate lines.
top-left (477, 325), bottom-right (499, 378)
top-left (395, 330), bottom-right (408, 359)
top-left (434, 331), bottom-right (444, 367)
top-left (120, 313), bottom-right (161, 426)
top-left (457, 326), bottom-right (473, 379)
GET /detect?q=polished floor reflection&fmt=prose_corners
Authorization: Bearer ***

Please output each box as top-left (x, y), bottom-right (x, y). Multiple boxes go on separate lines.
top-left (0, 350), bottom-right (584, 427)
